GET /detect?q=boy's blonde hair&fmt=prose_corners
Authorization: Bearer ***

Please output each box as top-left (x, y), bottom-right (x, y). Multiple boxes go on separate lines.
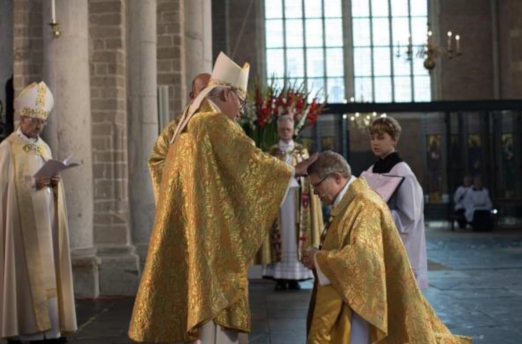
top-left (369, 117), bottom-right (402, 141)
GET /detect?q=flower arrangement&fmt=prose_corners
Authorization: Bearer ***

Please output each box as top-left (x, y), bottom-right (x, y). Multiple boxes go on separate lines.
top-left (240, 79), bottom-right (325, 151)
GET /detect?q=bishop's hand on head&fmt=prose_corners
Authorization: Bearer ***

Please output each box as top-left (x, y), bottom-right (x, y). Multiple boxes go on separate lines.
top-left (294, 153), bottom-right (319, 177)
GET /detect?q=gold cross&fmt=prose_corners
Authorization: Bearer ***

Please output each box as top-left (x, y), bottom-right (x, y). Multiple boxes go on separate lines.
top-left (22, 144), bottom-right (42, 154)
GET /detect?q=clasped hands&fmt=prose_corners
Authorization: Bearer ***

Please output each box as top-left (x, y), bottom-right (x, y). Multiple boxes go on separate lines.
top-left (294, 153), bottom-right (319, 178)
top-left (36, 175), bottom-right (61, 190)
top-left (302, 247), bottom-right (319, 270)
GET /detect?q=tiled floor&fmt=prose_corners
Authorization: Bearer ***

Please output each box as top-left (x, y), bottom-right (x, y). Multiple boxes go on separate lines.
top-left (6, 225), bottom-right (522, 344)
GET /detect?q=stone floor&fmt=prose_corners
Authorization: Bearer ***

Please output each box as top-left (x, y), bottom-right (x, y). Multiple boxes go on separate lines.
top-left (8, 225), bottom-right (522, 344)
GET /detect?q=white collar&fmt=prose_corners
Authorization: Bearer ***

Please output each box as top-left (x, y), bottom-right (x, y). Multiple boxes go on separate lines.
top-left (333, 176), bottom-right (357, 208)
top-left (278, 140), bottom-right (295, 152)
top-left (16, 127), bottom-right (38, 144)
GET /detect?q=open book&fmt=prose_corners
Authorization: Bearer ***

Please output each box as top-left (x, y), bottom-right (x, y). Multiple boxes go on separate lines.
top-left (360, 171), bottom-right (404, 203)
top-left (34, 154), bottom-right (80, 178)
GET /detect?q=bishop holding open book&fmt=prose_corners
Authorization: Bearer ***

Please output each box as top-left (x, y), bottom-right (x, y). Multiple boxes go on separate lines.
top-left (0, 82), bottom-right (77, 343)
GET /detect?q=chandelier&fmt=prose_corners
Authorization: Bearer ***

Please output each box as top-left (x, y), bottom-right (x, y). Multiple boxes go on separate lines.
top-left (344, 97), bottom-right (387, 132)
top-left (399, 26), bottom-right (462, 71)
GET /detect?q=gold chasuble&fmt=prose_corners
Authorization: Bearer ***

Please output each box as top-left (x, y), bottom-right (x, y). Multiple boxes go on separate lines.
top-left (257, 143), bottom-right (322, 264)
top-left (148, 116), bottom-right (181, 203)
top-left (307, 178), bottom-right (471, 344)
top-left (128, 100), bottom-right (293, 343)
top-left (0, 133), bottom-right (77, 338)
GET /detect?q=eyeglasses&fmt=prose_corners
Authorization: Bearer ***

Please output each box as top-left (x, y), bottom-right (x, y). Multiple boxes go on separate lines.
top-left (233, 90), bottom-right (247, 113)
top-left (311, 173), bottom-right (334, 189)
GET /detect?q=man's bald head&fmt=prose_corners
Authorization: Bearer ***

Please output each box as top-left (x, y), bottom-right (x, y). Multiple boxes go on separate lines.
top-left (190, 73), bottom-right (211, 100)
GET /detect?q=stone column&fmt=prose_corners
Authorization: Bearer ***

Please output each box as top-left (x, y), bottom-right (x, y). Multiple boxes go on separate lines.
top-left (42, 0), bottom-right (99, 298)
top-left (184, 0), bottom-right (213, 91)
top-left (128, 0), bottom-right (158, 264)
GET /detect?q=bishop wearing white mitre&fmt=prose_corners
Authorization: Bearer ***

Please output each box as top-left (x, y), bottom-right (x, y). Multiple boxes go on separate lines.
top-left (0, 82), bottom-right (77, 343)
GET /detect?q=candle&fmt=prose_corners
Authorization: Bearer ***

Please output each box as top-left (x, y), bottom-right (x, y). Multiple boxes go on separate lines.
top-left (447, 31), bottom-right (452, 51)
top-left (51, 0), bottom-right (56, 23)
top-left (455, 34), bottom-right (461, 54)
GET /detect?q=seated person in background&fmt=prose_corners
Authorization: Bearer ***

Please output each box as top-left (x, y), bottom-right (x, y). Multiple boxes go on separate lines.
top-left (454, 175), bottom-right (472, 229)
top-left (465, 175), bottom-right (493, 232)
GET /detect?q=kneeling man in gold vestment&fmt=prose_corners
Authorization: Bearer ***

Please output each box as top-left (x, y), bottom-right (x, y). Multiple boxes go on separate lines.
top-left (303, 151), bottom-right (470, 344)
top-left (128, 52), bottom-right (317, 344)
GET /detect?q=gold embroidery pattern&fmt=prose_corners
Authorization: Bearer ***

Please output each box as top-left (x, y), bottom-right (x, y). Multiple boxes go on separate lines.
top-left (5, 134), bottom-right (77, 334)
top-left (129, 107), bottom-right (293, 343)
top-left (256, 144), bottom-right (323, 265)
top-left (310, 179), bottom-right (471, 344)
top-left (22, 144), bottom-right (43, 154)
top-left (21, 83), bottom-right (50, 119)
top-left (21, 108), bottom-right (50, 119)
top-left (148, 116), bottom-right (182, 203)
top-left (36, 83), bottom-right (47, 109)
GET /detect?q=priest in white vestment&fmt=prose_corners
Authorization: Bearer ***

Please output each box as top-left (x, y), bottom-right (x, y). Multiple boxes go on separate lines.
top-left (0, 82), bottom-right (77, 343)
top-left (454, 175), bottom-right (472, 229)
top-left (365, 117), bottom-right (429, 290)
top-left (258, 115), bottom-right (323, 291)
top-left (464, 175), bottom-right (493, 231)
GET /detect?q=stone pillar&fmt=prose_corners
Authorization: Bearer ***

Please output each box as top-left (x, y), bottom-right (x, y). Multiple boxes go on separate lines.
top-left (128, 0), bottom-right (158, 264)
top-left (42, 0), bottom-right (99, 298)
top-left (184, 0), bottom-right (213, 91)
top-left (88, 0), bottom-right (140, 296)
top-left (0, 0), bottom-right (13, 124)
top-left (157, 0), bottom-right (186, 117)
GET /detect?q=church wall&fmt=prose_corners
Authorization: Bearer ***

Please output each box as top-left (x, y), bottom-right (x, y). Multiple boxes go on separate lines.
top-left (498, 0), bottom-right (522, 98)
top-left (157, 0), bottom-right (186, 117)
top-left (12, 0), bottom-right (43, 103)
top-left (88, 0), bottom-right (131, 246)
top-left (211, 0), bottom-right (229, 62)
top-left (224, 0), bottom-right (264, 83)
top-left (436, 0), bottom-right (495, 100)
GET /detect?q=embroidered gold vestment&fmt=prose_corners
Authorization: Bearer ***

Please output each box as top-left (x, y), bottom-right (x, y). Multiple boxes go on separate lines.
top-left (148, 116), bottom-right (181, 203)
top-left (307, 178), bottom-right (471, 344)
top-left (256, 143), bottom-right (322, 264)
top-left (128, 101), bottom-right (293, 343)
top-left (0, 133), bottom-right (77, 338)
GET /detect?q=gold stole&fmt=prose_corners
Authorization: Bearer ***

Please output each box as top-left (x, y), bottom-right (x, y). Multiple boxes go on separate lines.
top-left (269, 146), bottom-right (317, 261)
top-left (6, 134), bottom-right (68, 332)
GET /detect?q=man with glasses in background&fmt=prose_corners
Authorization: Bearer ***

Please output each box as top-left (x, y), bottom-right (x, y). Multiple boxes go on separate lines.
top-left (258, 115), bottom-right (323, 291)
top-left (0, 82), bottom-right (77, 343)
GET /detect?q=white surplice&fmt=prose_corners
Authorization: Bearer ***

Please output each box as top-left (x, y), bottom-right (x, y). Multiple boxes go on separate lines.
top-left (367, 162), bottom-right (429, 290)
top-left (464, 187), bottom-right (493, 222)
top-left (0, 129), bottom-right (77, 341)
top-left (263, 140), bottom-right (312, 280)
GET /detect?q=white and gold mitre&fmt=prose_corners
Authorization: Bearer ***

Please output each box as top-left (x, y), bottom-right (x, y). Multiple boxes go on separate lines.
top-left (170, 52), bottom-right (250, 144)
top-left (16, 81), bottom-right (54, 120)
top-left (207, 52), bottom-right (250, 98)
